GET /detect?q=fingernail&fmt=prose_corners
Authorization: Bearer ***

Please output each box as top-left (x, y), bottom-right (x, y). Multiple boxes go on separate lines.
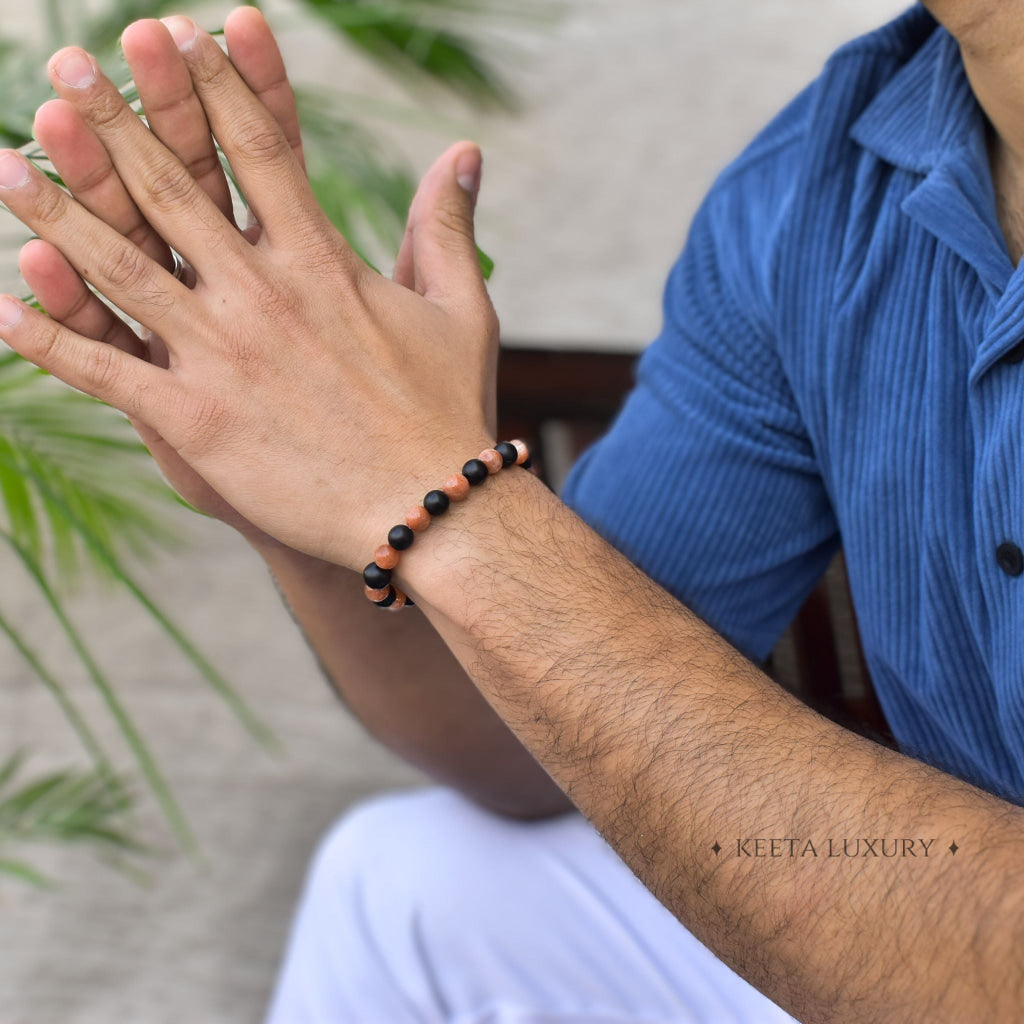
top-left (0, 153), bottom-right (28, 190)
top-left (456, 148), bottom-right (482, 194)
top-left (0, 296), bottom-right (23, 328)
top-left (161, 16), bottom-right (199, 51)
top-left (52, 49), bottom-right (97, 89)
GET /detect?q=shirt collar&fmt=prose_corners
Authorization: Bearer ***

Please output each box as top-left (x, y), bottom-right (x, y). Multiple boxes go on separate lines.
top-left (851, 17), bottom-right (1015, 301)
top-left (850, 19), bottom-right (982, 176)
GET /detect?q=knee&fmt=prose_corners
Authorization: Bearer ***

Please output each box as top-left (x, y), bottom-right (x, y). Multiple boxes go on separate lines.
top-left (304, 786), bottom-right (554, 947)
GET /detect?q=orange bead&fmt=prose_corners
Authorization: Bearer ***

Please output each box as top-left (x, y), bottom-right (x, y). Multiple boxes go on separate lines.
top-left (364, 585), bottom-right (391, 603)
top-left (387, 588), bottom-right (409, 611)
top-left (443, 474), bottom-right (470, 501)
top-left (512, 439), bottom-right (529, 465)
top-left (405, 505), bottom-right (431, 531)
top-left (479, 449), bottom-right (503, 474)
top-left (375, 544), bottom-right (400, 570)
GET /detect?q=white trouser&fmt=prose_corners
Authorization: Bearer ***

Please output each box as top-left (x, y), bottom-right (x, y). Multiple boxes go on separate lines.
top-left (265, 787), bottom-right (798, 1024)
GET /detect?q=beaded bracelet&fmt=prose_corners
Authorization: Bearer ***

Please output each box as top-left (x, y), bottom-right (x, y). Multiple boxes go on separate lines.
top-left (362, 439), bottom-right (532, 611)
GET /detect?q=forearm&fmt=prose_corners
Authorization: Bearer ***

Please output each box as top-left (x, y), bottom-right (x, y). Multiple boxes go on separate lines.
top-left (399, 466), bottom-right (1024, 1023)
top-left (253, 539), bottom-right (572, 818)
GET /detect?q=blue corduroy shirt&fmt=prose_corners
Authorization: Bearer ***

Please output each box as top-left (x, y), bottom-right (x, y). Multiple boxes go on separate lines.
top-left (561, 5), bottom-right (1024, 804)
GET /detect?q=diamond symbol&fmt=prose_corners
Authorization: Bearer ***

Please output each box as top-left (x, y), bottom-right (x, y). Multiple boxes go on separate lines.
top-left (949, 840), bottom-right (959, 855)
top-left (712, 841), bottom-right (721, 855)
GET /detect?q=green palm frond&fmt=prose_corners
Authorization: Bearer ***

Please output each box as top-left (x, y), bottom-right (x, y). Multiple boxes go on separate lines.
top-left (0, 356), bottom-right (177, 582)
top-left (298, 0), bottom-right (516, 111)
top-left (297, 92), bottom-right (417, 264)
top-left (0, 753), bottom-right (141, 888)
top-left (0, 0), bottom-right (545, 883)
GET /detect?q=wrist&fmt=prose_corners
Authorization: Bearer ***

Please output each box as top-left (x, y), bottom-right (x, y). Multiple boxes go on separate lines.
top-left (248, 529), bottom-right (350, 580)
top-left (393, 463), bottom-right (553, 624)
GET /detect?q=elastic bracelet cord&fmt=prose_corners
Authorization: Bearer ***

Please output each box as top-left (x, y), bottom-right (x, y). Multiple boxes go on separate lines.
top-left (362, 439), bottom-right (532, 611)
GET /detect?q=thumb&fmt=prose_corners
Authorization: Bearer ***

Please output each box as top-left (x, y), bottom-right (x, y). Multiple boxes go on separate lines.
top-left (403, 141), bottom-right (488, 314)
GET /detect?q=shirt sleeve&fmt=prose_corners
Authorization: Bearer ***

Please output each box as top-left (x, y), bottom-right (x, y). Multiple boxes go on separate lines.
top-left (560, 105), bottom-right (838, 664)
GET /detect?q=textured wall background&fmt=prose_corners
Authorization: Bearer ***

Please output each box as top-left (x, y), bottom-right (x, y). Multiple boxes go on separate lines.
top-left (0, 2), bottom-right (907, 1021)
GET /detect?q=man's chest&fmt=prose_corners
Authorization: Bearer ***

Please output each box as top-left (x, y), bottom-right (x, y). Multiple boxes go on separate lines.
top-left (775, 185), bottom-right (1024, 794)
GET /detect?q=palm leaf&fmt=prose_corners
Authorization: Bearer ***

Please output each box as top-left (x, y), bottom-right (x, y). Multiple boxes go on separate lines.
top-left (0, 753), bottom-right (141, 887)
top-left (0, 0), bottom-right (540, 883)
top-left (292, 0), bottom-right (555, 112)
top-left (0, 531), bottom-right (196, 853)
top-left (0, 362), bottom-right (177, 581)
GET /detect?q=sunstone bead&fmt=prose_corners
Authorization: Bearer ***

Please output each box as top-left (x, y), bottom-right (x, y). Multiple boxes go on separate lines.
top-left (512, 439), bottom-right (529, 465)
top-left (374, 544), bottom-right (400, 570)
top-left (478, 449), bottom-right (503, 474)
top-left (442, 474), bottom-right (470, 500)
top-left (405, 505), bottom-right (431, 531)
top-left (364, 584), bottom-right (391, 603)
top-left (386, 588), bottom-right (409, 611)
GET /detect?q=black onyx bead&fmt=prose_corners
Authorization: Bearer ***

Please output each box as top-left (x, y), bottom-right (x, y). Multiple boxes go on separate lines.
top-left (374, 586), bottom-right (397, 608)
top-left (495, 441), bottom-right (518, 467)
top-left (996, 542), bottom-right (1024, 577)
top-left (424, 489), bottom-right (450, 515)
top-left (363, 562), bottom-right (392, 589)
top-left (462, 459), bottom-right (488, 485)
top-left (522, 456), bottom-right (533, 470)
top-left (388, 525), bottom-right (415, 551)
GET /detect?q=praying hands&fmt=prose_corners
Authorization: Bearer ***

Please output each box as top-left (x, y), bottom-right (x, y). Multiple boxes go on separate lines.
top-left (0, 9), bottom-right (498, 571)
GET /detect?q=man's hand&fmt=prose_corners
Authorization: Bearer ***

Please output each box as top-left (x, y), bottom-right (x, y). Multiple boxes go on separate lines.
top-left (22, 8), bottom-right (306, 546)
top-left (0, 12), bottom-right (498, 569)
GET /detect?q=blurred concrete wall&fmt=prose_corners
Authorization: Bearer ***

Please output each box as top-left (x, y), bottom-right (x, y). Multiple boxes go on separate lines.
top-left (0, 2), bottom-right (909, 1022)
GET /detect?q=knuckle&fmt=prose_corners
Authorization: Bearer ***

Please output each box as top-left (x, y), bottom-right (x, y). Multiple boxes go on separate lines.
top-left (296, 233), bottom-right (349, 276)
top-left (144, 162), bottom-right (197, 215)
top-left (233, 117), bottom-right (291, 164)
top-left (87, 89), bottom-right (130, 132)
top-left (432, 204), bottom-right (472, 242)
top-left (33, 319), bottom-right (63, 365)
top-left (79, 342), bottom-right (121, 394)
top-left (190, 51), bottom-right (231, 90)
top-left (101, 244), bottom-right (151, 293)
top-left (30, 184), bottom-right (67, 228)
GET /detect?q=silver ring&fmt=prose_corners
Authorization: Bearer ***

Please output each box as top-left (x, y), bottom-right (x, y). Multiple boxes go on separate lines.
top-left (171, 253), bottom-right (187, 282)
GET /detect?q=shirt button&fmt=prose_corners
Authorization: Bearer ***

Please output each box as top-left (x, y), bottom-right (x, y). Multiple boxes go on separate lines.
top-left (996, 542), bottom-right (1024, 577)
top-left (1000, 339), bottom-right (1024, 364)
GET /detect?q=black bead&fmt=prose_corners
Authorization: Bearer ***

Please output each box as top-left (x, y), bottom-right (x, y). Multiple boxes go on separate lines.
top-left (522, 456), bottom-right (533, 470)
top-left (423, 489), bottom-right (450, 515)
top-left (462, 458), bottom-right (488, 485)
top-left (495, 441), bottom-right (518, 467)
top-left (374, 586), bottom-right (397, 608)
top-left (996, 542), bottom-right (1024, 577)
top-left (363, 562), bottom-right (392, 589)
top-left (388, 525), bottom-right (415, 551)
